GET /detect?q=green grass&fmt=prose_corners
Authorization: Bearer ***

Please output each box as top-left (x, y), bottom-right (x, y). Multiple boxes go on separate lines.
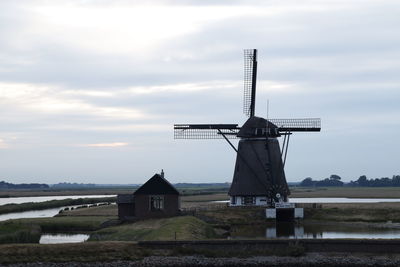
top-left (0, 197), bottom-right (116, 215)
top-left (196, 207), bottom-right (267, 225)
top-left (89, 216), bottom-right (216, 241)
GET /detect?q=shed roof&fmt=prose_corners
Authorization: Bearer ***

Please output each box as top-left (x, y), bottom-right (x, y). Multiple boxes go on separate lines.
top-left (134, 174), bottom-right (180, 195)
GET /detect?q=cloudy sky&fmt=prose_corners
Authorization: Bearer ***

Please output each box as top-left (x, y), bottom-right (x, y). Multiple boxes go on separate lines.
top-left (0, 0), bottom-right (399, 184)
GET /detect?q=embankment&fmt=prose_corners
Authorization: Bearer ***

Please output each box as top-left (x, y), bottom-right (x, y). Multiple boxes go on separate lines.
top-left (138, 239), bottom-right (400, 254)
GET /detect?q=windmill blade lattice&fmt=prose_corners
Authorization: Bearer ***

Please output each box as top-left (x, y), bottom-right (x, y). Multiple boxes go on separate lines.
top-left (174, 124), bottom-right (240, 139)
top-left (243, 49), bottom-right (257, 117)
top-left (270, 118), bottom-right (321, 132)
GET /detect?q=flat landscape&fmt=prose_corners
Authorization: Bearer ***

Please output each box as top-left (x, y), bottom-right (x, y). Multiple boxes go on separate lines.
top-left (1, 186), bottom-right (400, 265)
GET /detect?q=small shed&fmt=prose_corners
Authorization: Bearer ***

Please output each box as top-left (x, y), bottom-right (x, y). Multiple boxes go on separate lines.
top-left (117, 194), bottom-right (135, 219)
top-left (117, 170), bottom-right (180, 220)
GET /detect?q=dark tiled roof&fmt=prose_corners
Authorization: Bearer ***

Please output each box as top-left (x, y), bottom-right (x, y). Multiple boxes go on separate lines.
top-left (237, 116), bottom-right (278, 138)
top-left (134, 174), bottom-right (180, 195)
top-left (117, 194), bottom-right (134, 204)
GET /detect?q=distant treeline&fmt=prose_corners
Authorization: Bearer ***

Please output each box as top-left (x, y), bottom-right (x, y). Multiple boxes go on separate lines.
top-left (0, 181), bottom-right (231, 190)
top-left (52, 182), bottom-right (96, 189)
top-left (174, 183), bottom-right (230, 188)
top-left (300, 175), bottom-right (400, 187)
top-left (0, 181), bottom-right (49, 190)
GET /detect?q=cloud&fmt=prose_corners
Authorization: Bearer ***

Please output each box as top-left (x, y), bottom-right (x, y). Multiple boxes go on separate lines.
top-left (0, 82), bottom-right (146, 120)
top-left (0, 0), bottom-right (399, 183)
top-left (81, 142), bottom-right (129, 148)
top-left (0, 138), bottom-right (7, 149)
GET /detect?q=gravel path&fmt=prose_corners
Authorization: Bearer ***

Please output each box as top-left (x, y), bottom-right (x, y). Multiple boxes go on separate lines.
top-left (3, 254), bottom-right (400, 267)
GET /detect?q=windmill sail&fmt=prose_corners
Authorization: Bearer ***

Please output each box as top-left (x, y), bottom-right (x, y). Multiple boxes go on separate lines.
top-left (269, 118), bottom-right (321, 132)
top-left (243, 49), bottom-right (257, 117)
top-left (174, 124), bottom-right (240, 139)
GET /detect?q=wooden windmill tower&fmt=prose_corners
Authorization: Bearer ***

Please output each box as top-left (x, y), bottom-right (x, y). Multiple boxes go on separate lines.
top-left (174, 49), bottom-right (321, 208)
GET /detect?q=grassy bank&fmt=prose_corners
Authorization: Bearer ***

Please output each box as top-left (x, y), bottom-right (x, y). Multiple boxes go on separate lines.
top-left (195, 207), bottom-right (266, 225)
top-left (0, 242), bottom-right (149, 264)
top-left (0, 197), bottom-right (116, 215)
top-left (0, 240), bottom-right (305, 264)
top-left (14, 216), bottom-right (116, 232)
top-left (305, 206), bottom-right (400, 223)
top-left (89, 216), bottom-right (216, 241)
top-left (0, 222), bottom-right (41, 244)
top-left (194, 204), bottom-right (400, 225)
top-left (58, 204), bottom-right (117, 216)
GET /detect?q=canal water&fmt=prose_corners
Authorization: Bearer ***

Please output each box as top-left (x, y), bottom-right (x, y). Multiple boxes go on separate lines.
top-left (0, 195), bottom-right (116, 221)
top-left (230, 222), bottom-right (400, 239)
top-left (39, 233), bottom-right (90, 244)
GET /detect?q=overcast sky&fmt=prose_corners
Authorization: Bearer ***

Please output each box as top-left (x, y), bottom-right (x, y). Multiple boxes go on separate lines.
top-left (0, 0), bottom-right (399, 184)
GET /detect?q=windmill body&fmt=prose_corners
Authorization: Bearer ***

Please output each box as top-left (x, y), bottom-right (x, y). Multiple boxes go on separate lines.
top-left (174, 49), bottom-right (321, 210)
top-left (229, 116), bottom-right (289, 207)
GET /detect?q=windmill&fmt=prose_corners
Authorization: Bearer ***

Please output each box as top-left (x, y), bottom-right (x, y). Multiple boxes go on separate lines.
top-left (174, 49), bottom-right (321, 207)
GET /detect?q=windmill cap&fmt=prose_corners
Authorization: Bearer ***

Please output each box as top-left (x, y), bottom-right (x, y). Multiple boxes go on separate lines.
top-left (237, 116), bottom-right (279, 138)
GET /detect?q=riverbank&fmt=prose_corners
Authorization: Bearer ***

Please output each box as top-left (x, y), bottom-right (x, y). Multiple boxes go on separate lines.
top-left (4, 254), bottom-right (400, 266)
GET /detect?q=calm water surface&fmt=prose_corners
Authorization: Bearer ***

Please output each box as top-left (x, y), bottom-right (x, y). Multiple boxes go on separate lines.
top-left (0, 195), bottom-right (115, 206)
top-left (231, 222), bottom-right (400, 239)
top-left (39, 233), bottom-right (89, 244)
top-left (0, 207), bottom-right (67, 221)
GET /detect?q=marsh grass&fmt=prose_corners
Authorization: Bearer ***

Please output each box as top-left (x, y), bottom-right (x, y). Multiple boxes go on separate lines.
top-left (0, 222), bottom-right (41, 244)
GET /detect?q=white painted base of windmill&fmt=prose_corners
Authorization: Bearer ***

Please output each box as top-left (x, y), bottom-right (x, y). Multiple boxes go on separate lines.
top-left (229, 196), bottom-right (271, 206)
top-left (266, 203), bottom-right (304, 219)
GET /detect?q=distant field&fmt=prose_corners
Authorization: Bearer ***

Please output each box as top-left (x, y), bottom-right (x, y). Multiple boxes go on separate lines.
top-left (1, 186), bottom-right (400, 200)
top-left (0, 189), bottom-right (131, 197)
top-left (0, 186), bottom-right (229, 198)
top-left (290, 187), bottom-right (400, 198)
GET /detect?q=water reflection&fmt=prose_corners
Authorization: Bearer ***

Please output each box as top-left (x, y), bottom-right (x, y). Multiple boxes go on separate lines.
top-left (39, 233), bottom-right (89, 244)
top-left (231, 222), bottom-right (400, 239)
top-left (0, 207), bottom-right (65, 221)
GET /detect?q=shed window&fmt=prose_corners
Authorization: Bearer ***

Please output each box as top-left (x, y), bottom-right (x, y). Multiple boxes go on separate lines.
top-left (243, 196), bottom-right (255, 205)
top-left (150, 195), bottom-right (164, 211)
